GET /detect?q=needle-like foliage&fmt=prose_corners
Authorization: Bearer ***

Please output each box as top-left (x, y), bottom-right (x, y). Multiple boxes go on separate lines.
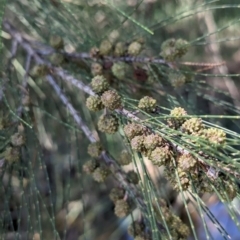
top-left (0, 1), bottom-right (240, 240)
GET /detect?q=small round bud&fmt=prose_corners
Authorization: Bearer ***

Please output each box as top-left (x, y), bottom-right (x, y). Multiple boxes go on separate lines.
top-left (118, 150), bottom-right (132, 165)
top-left (160, 38), bottom-right (188, 61)
top-left (49, 35), bottom-right (64, 49)
top-left (109, 187), bottom-right (125, 202)
top-left (30, 64), bottom-right (48, 78)
top-left (99, 40), bottom-right (112, 56)
top-left (86, 96), bottom-right (104, 112)
top-left (97, 114), bottom-right (119, 134)
top-left (101, 89), bottom-right (122, 110)
top-left (83, 159), bottom-right (99, 174)
top-left (201, 128), bottom-right (226, 145)
top-left (11, 132), bottom-right (25, 147)
top-left (127, 170), bottom-right (139, 184)
top-left (112, 62), bottom-right (130, 80)
top-left (181, 118), bottom-right (203, 134)
top-left (114, 42), bottom-right (126, 56)
top-left (114, 199), bottom-right (131, 218)
top-left (128, 41), bottom-right (142, 56)
top-left (91, 63), bottom-right (103, 76)
top-left (143, 134), bottom-right (163, 150)
top-left (124, 123), bottom-right (144, 140)
top-left (87, 142), bottom-right (103, 158)
top-left (50, 53), bottom-right (65, 65)
top-left (131, 135), bottom-right (144, 152)
top-left (91, 75), bottom-right (109, 94)
top-left (167, 107), bottom-right (187, 129)
top-left (92, 165), bottom-right (110, 182)
top-left (138, 96), bottom-right (157, 112)
top-left (149, 146), bottom-right (172, 166)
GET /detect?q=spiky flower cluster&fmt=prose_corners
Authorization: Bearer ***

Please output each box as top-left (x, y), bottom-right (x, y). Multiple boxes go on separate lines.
top-left (91, 75), bottom-right (110, 94)
top-left (124, 122), bottom-right (172, 166)
top-left (181, 118), bottom-right (204, 135)
top-left (88, 74), bottom-right (122, 134)
top-left (168, 153), bottom-right (198, 191)
top-left (101, 89), bottom-right (122, 110)
top-left (86, 95), bottom-right (104, 112)
top-left (83, 159), bottom-right (110, 183)
top-left (124, 123), bottom-right (144, 140)
top-left (201, 127), bottom-right (226, 145)
top-left (138, 96), bottom-right (157, 113)
top-left (149, 146), bottom-right (172, 167)
top-left (97, 114), bottom-right (119, 134)
top-left (170, 215), bottom-right (190, 239)
top-left (114, 199), bottom-right (131, 218)
top-left (109, 187), bottom-right (125, 202)
top-left (109, 187), bottom-right (132, 218)
top-left (92, 165), bottom-right (110, 182)
top-left (154, 198), bottom-right (190, 239)
top-left (131, 135), bottom-right (144, 152)
top-left (161, 38), bottom-right (188, 61)
top-left (169, 106), bottom-right (227, 149)
top-left (87, 142), bottom-right (103, 158)
top-left (143, 134), bottom-right (163, 150)
top-left (83, 159), bottom-right (99, 174)
top-left (167, 107), bottom-right (187, 129)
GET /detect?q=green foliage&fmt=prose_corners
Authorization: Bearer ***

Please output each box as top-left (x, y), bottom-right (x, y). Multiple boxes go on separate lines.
top-left (1, 0), bottom-right (240, 240)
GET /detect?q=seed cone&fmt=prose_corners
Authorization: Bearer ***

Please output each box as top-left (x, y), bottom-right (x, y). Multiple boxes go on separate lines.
top-left (91, 75), bottom-right (109, 94)
top-left (92, 165), bottom-right (110, 182)
top-left (167, 107), bottom-right (187, 129)
top-left (101, 89), bottom-right (122, 110)
top-left (86, 96), bottom-right (104, 112)
top-left (97, 114), bottom-right (119, 134)
top-left (138, 96), bottom-right (157, 112)
top-left (87, 142), bottom-right (103, 158)
top-left (114, 199), bottom-right (131, 218)
top-left (124, 123), bottom-right (144, 140)
top-left (109, 187), bottom-right (125, 202)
